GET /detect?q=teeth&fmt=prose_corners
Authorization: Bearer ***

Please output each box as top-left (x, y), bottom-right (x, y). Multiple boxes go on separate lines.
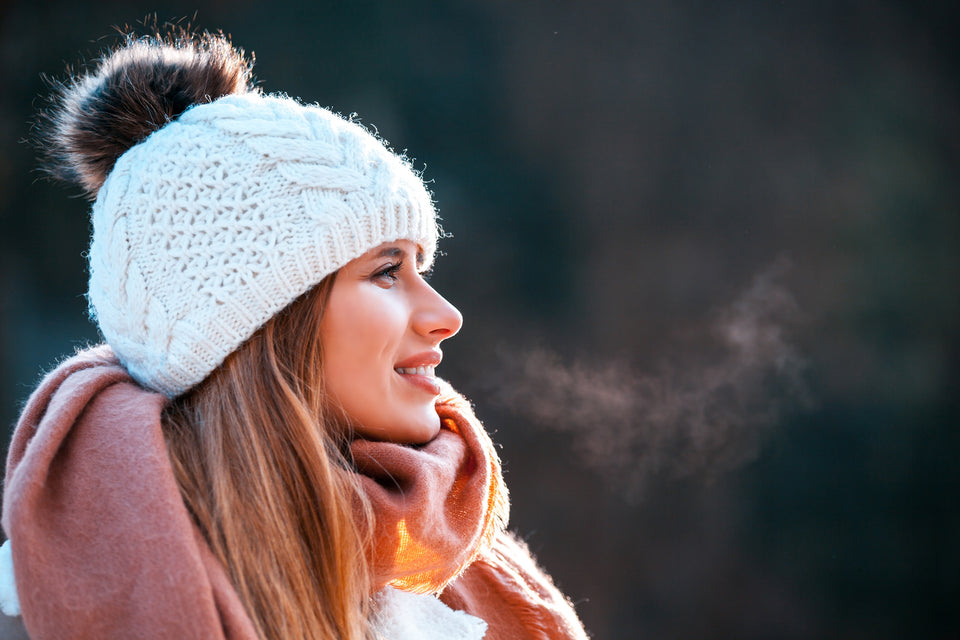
top-left (396, 366), bottom-right (435, 377)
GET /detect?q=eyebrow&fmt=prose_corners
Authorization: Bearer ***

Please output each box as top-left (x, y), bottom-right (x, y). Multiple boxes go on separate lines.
top-left (374, 246), bottom-right (425, 267)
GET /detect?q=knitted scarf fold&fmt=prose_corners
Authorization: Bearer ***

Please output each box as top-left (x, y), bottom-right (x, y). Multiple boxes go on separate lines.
top-left (356, 385), bottom-right (509, 594)
top-left (2, 346), bottom-right (587, 639)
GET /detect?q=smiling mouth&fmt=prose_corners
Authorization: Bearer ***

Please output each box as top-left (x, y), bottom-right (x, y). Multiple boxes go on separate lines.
top-left (394, 365), bottom-right (441, 395)
top-left (394, 365), bottom-right (436, 377)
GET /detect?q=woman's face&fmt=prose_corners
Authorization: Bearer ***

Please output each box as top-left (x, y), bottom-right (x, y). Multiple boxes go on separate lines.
top-left (320, 239), bottom-right (463, 443)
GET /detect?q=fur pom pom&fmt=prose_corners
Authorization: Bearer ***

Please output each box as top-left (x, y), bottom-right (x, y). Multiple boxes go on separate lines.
top-left (37, 28), bottom-right (255, 199)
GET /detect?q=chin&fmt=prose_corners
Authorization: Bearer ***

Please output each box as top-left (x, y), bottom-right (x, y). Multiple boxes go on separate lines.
top-left (391, 404), bottom-right (442, 444)
top-left (399, 413), bottom-right (442, 445)
top-left (353, 404), bottom-right (441, 444)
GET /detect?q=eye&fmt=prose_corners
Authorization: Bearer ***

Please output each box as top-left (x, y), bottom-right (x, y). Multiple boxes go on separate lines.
top-left (372, 261), bottom-right (403, 285)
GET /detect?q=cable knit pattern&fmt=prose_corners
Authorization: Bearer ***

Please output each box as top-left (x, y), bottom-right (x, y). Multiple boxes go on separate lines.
top-left (87, 93), bottom-right (438, 397)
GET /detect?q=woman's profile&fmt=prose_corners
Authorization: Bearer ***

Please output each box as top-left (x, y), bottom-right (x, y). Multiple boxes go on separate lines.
top-left (0, 27), bottom-right (589, 639)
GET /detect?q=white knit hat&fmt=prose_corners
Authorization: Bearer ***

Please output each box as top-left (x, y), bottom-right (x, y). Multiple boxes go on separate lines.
top-left (87, 92), bottom-right (438, 397)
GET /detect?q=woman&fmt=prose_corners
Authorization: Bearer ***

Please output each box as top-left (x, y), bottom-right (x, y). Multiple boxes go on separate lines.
top-left (0, 28), bottom-right (589, 640)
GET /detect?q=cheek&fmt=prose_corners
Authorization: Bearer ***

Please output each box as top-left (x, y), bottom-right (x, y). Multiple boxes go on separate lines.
top-left (320, 288), bottom-right (407, 407)
top-left (319, 282), bottom-right (440, 443)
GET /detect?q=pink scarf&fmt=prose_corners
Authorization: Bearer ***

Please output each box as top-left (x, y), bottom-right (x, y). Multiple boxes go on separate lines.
top-left (2, 346), bottom-right (587, 639)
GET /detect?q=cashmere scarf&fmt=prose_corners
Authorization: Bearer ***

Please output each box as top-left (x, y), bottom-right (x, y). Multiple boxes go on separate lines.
top-left (2, 346), bottom-right (588, 639)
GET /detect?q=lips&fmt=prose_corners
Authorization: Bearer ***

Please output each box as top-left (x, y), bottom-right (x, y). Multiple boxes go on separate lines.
top-left (394, 350), bottom-right (442, 394)
top-left (394, 350), bottom-right (442, 370)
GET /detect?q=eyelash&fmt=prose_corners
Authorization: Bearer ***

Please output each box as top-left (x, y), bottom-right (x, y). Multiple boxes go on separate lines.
top-left (373, 261), bottom-right (403, 282)
top-left (372, 258), bottom-right (430, 284)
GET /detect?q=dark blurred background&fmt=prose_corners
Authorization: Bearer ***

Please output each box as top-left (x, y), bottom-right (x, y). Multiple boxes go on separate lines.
top-left (1, 1), bottom-right (957, 638)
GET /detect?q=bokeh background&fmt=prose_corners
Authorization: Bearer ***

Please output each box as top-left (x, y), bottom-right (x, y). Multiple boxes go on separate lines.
top-left (1, 1), bottom-right (958, 638)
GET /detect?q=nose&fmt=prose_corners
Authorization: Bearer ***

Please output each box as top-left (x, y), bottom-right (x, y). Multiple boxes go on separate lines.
top-left (413, 280), bottom-right (463, 342)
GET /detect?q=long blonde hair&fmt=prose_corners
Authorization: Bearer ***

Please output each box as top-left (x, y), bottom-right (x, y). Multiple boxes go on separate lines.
top-left (161, 274), bottom-right (375, 640)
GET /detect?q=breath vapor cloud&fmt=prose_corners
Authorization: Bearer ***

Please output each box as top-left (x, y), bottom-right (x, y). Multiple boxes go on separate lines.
top-left (493, 259), bottom-right (811, 500)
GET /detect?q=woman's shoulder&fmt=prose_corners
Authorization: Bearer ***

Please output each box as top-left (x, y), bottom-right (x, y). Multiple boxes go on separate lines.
top-left (440, 532), bottom-right (591, 640)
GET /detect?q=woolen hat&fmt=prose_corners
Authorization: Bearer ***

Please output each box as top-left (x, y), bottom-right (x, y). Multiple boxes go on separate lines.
top-left (43, 32), bottom-right (438, 397)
